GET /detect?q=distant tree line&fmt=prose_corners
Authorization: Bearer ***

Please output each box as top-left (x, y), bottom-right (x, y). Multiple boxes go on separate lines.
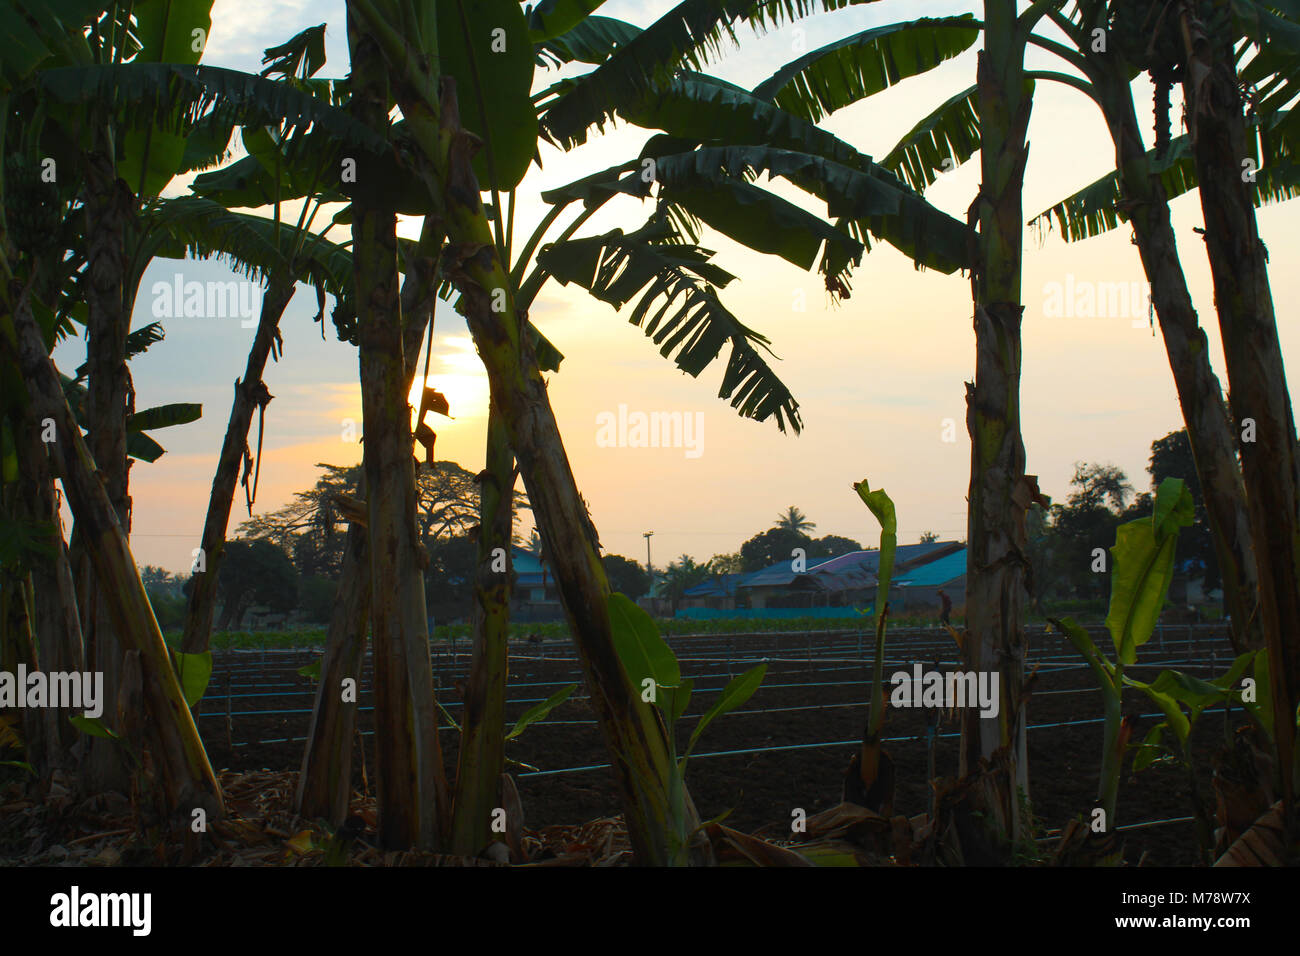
top-left (142, 481), bottom-right (878, 628)
top-left (1027, 429), bottom-right (1218, 608)
top-left (142, 461), bottom-right (510, 629)
top-left (144, 433), bottom-right (1213, 629)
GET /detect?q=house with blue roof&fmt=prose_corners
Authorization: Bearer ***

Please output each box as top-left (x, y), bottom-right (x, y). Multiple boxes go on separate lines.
top-left (510, 547), bottom-right (564, 621)
top-left (676, 540), bottom-right (966, 619)
top-left (894, 547), bottom-right (966, 610)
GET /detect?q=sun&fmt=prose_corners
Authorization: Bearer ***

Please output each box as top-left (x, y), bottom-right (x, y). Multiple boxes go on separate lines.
top-left (406, 336), bottom-right (490, 424)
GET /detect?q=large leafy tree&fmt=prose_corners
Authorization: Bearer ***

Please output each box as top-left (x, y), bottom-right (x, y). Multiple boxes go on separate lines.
top-left (603, 553), bottom-right (650, 600)
top-left (1048, 463), bottom-right (1134, 601)
top-left (215, 538), bottom-right (298, 629)
top-left (740, 526), bottom-right (812, 571)
top-left (237, 460), bottom-right (501, 578)
top-left (237, 464), bottom-right (364, 576)
top-left (809, 533), bottom-right (863, 558)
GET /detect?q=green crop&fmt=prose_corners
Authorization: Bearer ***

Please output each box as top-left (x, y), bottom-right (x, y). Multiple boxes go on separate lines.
top-left (1051, 476), bottom-right (1232, 851)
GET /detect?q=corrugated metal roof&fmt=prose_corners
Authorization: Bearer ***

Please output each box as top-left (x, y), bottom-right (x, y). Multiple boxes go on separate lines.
top-left (682, 573), bottom-right (745, 597)
top-left (737, 559), bottom-right (806, 589)
top-left (681, 542), bottom-right (961, 595)
top-left (895, 548), bottom-right (966, 587)
top-left (735, 555), bottom-right (877, 592)
top-left (737, 542), bottom-right (958, 589)
top-left (811, 564), bottom-right (875, 592)
top-left (810, 542), bottom-right (955, 576)
top-left (807, 550), bottom-right (874, 574)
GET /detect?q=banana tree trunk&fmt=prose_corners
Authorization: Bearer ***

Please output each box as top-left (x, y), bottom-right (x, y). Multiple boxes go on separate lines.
top-left (294, 512), bottom-right (372, 821)
top-left (348, 13), bottom-right (448, 851)
top-left (79, 147), bottom-right (135, 794)
top-left (2, 570), bottom-right (50, 777)
top-left (296, 219), bottom-right (441, 825)
top-left (14, 397), bottom-right (85, 779)
top-left (962, 1), bottom-right (1034, 853)
top-left (7, 288), bottom-right (224, 823)
top-left (1180, 6), bottom-right (1300, 846)
top-left (449, 406), bottom-right (513, 854)
top-left (181, 277), bottom-right (296, 655)
top-left (1094, 61), bottom-right (1260, 656)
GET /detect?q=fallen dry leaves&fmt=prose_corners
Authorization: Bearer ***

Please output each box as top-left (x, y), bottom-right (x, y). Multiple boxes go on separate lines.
top-left (1, 769), bottom-right (921, 866)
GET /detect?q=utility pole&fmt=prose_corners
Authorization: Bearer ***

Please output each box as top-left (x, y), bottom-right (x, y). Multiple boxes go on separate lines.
top-left (643, 531), bottom-right (655, 598)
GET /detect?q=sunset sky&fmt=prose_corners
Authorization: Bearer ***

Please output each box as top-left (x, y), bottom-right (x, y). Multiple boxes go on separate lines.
top-left (56, 0), bottom-right (1300, 574)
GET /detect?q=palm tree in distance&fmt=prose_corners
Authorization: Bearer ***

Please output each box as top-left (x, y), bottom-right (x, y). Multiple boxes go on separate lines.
top-left (774, 506), bottom-right (816, 534)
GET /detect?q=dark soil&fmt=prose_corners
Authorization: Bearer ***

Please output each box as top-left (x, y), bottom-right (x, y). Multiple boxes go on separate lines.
top-left (196, 624), bottom-right (1242, 866)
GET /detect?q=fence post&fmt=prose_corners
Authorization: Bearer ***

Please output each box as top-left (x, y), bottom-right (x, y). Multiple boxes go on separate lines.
top-left (926, 709), bottom-right (937, 811)
top-left (225, 669), bottom-right (233, 751)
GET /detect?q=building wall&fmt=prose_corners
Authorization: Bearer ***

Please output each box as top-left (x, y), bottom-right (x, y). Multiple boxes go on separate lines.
top-left (897, 582), bottom-right (966, 610)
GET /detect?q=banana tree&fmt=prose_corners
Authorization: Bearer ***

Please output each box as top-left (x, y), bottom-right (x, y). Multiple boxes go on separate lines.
top-left (337, 4), bottom-right (449, 850)
top-left (1021, 2), bottom-right (1300, 658)
top-left (291, 6), bottom-right (819, 849)
top-left (290, 0), bottom-right (973, 858)
top-left (25, 13), bottom-right (372, 690)
top-left (733, 2), bottom-right (1039, 850)
top-left (76, 1), bottom-right (200, 793)
top-left (728, 0), bottom-right (1297, 854)
top-left (565, 5), bottom-right (1048, 847)
top-left (3, 0), bottom-right (378, 809)
top-left (3, 197), bottom-right (206, 784)
top-left (859, 5), bottom-right (1300, 845)
top-left (1036, 0), bottom-right (1300, 849)
top-left (174, 27), bottom-right (356, 657)
top-left (953, 0), bottom-right (1039, 853)
top-left (146, 37), bottom-right (448, 816)
top-left (294, 216), bottom-right (442, 827)
top-left (1176, 0), bottom-right (1300, 848)
top-left (442, 177), bottom-right (818, 854)
top-left (847, 479), bottom-right (896, 815)
top-left (446, 0), bottom-right (964, 857)
top-left (606, 591), bottom-right (767, 865)
top-left (20, 0), bottom-right (248, 789)
top-left (340, 0), bottom-right (735, 862)
top-left (2, 285), bottom-right (225, 825)
top-left (0, 0), bottom-right (227, 802)
top-left (1052, 477), bottom-right (1196, 834)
